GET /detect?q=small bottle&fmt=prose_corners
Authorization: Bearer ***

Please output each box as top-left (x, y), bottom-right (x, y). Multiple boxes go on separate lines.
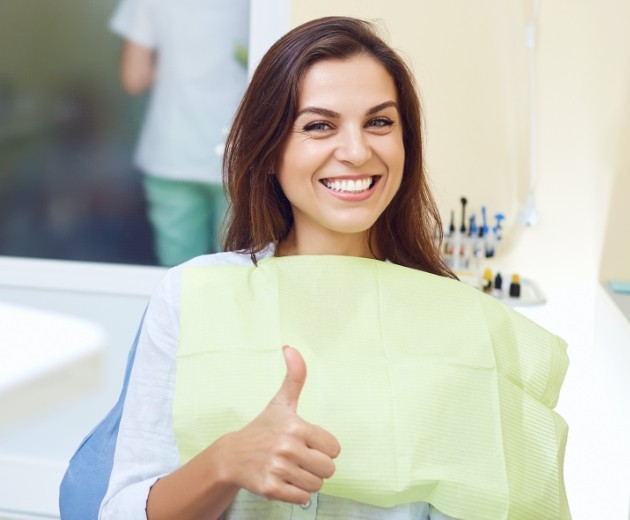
top-left (482, 268), bottom-right (493, 293)
top-left (492, 272), bottom-right (503, 298)
top-left (509, 274), bottom-right (521, 298)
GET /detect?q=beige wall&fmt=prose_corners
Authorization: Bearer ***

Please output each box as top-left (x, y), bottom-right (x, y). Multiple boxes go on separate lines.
top-left (292, 0), bottom-right (630, 288)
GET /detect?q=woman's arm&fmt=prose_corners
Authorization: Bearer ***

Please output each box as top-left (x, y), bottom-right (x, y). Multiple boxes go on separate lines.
top-left (98, 268), bottom-right (182, 518)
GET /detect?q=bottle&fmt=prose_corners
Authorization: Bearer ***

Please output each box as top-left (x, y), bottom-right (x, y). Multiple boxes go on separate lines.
top-left (482, 268), bottom-right (493, 293)
top-left (509, 274), bottom-right (521, 298)
top-left (492, 272), bottom-right (503, 298)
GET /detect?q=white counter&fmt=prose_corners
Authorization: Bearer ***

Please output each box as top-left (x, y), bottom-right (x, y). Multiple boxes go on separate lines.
top-left (517, 282), bottom-right (630, 519)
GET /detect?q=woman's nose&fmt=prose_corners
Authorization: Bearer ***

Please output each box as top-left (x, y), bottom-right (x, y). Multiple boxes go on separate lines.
top-left (334, 127), bottom-right (372, 165)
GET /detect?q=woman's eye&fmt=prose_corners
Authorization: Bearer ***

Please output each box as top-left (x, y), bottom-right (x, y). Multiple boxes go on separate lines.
top-left (303, 121), bottom-right (332, 133)
top-left (368, 117), bottom-right (394, 129)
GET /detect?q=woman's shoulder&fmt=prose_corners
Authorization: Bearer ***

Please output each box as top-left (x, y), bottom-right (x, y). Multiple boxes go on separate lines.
top-left (158, 246), bottom-right (275, 295)
top-left (182, 251), bottom-right (256, 268)
top-left (143, 249), bottom-right (273, 338)
top-left (178, 245), bottom-right (275, 270)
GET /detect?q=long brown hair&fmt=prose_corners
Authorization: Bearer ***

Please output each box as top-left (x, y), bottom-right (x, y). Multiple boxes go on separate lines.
top-left (222, 16), bottom-right (454, 278)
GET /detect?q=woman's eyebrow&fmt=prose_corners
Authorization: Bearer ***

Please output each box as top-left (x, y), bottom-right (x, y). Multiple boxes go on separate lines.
top-left (296, 101), bottom-right (398, 119)
top-left (296, 106), bottom-right (339, 119)
top-left (366, 100), bottom-right (398, 115)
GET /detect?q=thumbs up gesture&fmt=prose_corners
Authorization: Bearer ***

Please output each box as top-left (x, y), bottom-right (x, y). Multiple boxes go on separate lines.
top-left (220, 346), bottom-right (341, 505)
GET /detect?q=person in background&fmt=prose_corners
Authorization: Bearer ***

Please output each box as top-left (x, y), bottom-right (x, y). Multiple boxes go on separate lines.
top-left (61, 15), bottom-right (570, 520)
top-left (109, 0), bottom-right (249, 266)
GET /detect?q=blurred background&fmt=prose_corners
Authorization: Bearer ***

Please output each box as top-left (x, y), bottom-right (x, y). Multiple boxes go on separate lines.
top-left (0, 0), bottom-right (154, 265)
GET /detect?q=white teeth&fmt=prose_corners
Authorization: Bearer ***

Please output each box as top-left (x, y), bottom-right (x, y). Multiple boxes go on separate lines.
top-left (323, 177), bottom-right (373, 193)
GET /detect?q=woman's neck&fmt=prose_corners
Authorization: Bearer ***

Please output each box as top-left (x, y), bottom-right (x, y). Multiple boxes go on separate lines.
top-left (276, 229), bottom-right (379, 259)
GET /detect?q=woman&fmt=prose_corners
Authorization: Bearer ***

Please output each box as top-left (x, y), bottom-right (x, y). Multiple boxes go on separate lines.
top-left (63, 16), bottom-right (569, 520)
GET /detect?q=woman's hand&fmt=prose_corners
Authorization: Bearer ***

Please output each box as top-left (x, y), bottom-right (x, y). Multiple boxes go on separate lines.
top-left (147, 346), bottom-right (339, 519)
top-left (217, 345), bottom-right (341, 505)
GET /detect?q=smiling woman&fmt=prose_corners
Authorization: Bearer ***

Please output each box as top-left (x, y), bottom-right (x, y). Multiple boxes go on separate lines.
top-left (61, 15), bottom-right (570, 520)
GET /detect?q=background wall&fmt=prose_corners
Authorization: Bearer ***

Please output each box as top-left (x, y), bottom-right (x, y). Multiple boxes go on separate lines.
top-left (292, 0), bottom-right (630, 288)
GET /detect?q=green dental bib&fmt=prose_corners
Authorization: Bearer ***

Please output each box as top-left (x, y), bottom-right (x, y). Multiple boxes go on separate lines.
top-left (174, 256), bottom-right (570, 520)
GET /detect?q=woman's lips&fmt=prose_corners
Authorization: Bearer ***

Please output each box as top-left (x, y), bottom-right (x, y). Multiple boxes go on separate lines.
top-left (319, 176), bottom-right (380, 201)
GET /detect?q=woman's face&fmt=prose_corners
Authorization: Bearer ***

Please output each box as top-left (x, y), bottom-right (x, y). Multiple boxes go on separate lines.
top-left (276, 54), bottom-right (404, 256)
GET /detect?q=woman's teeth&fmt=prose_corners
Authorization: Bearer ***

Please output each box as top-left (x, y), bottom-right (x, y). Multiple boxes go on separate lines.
top-left (322, 177), bottom-right (374, 193)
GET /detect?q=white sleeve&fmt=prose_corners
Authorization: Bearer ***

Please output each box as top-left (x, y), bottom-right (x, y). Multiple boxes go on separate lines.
top-left (99, 267), bottom-right (182, 519)
top-left (108, 0), bottom-right (156, 48)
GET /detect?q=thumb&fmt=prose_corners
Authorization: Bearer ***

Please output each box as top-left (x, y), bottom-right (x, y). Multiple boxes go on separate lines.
top-left (271, 345), bottom-right (307, 411)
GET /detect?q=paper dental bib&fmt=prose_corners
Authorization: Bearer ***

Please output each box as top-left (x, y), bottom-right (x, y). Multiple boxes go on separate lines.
top-left (173, 256), bottom-right (570, 520)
